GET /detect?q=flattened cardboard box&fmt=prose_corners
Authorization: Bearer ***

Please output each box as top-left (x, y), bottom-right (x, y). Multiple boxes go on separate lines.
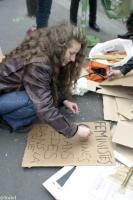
top-left (100, 71), bottom-right (133, 87)
top-left (22, 122), bottom-right (115, 167)
top-left (103, 95), bottom-right (118, 122)
top-left (116, 97), bottom-right (133, 120)
top-left (113, 143), bottom-right (133, 164)
top-left (87, 80), bottom-right (133, 99)
top-left (112, 121), bottom-right (133, 148)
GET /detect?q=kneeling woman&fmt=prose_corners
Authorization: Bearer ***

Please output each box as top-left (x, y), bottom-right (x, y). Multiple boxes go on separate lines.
top-left (0, 22), bottom-right (91, 140)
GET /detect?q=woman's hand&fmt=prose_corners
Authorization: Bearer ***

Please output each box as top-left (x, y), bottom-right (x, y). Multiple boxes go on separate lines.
top-left (63, 100), bottom-right (79, 114)
top-left (76, 124), bottom-right (92, 141)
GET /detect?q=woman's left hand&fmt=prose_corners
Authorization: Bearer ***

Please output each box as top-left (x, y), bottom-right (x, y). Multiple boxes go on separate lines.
top-left (63, 100), bottom-right (79, 114)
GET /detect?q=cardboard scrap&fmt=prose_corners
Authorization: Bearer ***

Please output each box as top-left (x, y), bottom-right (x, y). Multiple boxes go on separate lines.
top-left (118, 114), bottom-right (129, 121)
top-left (102, 95), bottom-right (133, 122)
top-left (112, 121), bottom-right (133, 148)
top-left (22, 122), bottom-right (115, 168)
top-left (116, 97), bottom-right (133, 120)
top-left (87, 79), bottom-right (101, 92)
top-left (113, 143), bottom-right (133, 165)
top-left (97, 86), bottom-right (133, 100)
top-left (86, 79), bottom-right (133, 99)
top-left (79, 67), bottom-right (88, 77)
top-left (103, 95), bottom-right (118, 122)
top-left (101, 71), bottom-right (133, 87)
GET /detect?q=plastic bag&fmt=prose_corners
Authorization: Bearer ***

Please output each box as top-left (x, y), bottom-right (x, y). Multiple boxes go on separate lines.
top-left (72, 77), bottom-right (89, 96)
top-left (89, 38), bottom-right (133, 68)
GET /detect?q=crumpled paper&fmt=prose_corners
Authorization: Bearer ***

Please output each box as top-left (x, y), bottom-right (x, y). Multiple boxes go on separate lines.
top-left (72, 77), bottom-right (89, 96)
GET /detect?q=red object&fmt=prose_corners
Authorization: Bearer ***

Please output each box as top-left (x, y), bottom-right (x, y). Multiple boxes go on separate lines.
top-left (86, 60), bottom-right (109, 82)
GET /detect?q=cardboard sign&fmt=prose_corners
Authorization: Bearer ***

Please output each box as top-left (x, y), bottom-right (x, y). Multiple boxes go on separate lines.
top-left (22, 122), bottom-right (115, 167)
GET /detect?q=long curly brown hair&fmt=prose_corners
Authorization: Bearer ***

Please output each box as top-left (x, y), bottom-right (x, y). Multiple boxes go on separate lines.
top-left (5, 22), bottom-right (87, 103)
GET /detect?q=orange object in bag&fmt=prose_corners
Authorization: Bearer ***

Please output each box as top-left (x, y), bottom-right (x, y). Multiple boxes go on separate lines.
top-left (86, 60), bottom-right (109, 82)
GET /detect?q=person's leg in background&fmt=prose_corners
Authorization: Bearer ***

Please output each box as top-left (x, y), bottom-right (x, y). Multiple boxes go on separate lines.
top-left (36, 0), bottom-right (53, 28)
top-left (0, 91), bottom-right (37, 132)
top-left (118, 11), bottom-right (133, 39)
top-left (89, 0), bottom-right (100, 32)
top-left (70, 0), bottom-right (80, 25)
top-left (26, 0), bottom-right (37, 17)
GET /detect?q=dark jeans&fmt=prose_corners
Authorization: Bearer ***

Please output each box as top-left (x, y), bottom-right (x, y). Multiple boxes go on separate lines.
top-left (0, 91), bottom-right (37, 129)
top-left (70, 0), bottom-right (97, 25)
top-left (36, 0), bottom-right (53, 28)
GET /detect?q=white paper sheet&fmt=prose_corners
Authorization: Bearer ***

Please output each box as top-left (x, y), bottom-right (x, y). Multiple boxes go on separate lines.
top-left (61, 166), bottom-right (133, 200)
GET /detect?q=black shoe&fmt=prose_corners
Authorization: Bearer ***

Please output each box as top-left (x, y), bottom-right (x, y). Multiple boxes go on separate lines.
top-left (117, 32), bottom-right (133, 39)
top-left (89, 23), bottom-right (100, 32)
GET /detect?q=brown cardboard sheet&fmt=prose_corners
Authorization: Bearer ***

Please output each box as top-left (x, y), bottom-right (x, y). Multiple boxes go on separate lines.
top-left (116, 97), bottom-right (133, 120)
top-left (112, 121), bottom-right (133, 148)
top-left (103, 95), bottom-right (118, 121)
top-left (100, 71), bottom-right (133, 87)
top-left (80, 67), bottom-right (89, 77)
top-left (97, 86), bottom-right (133, 99)
top-left (113, 143), bottom-right (133, 164)
top-left (118, 114), bottom-right (129, 121)
top-left (87, 79), bottom-right (100, 92)
top-left (22, 122), bottom-right (115, 167)
top-left (111, 125), bottom-right (133, 165)
top-left (86, 80), bottom-right (133, 99)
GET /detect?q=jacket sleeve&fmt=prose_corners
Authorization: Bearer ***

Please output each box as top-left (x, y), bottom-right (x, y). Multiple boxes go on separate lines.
top-left (24, 64), bottom-right (78, 137)
top-left (120, 57), bottom-right (133, 75)
top-left (58, 90), bottom-right (67, 106)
